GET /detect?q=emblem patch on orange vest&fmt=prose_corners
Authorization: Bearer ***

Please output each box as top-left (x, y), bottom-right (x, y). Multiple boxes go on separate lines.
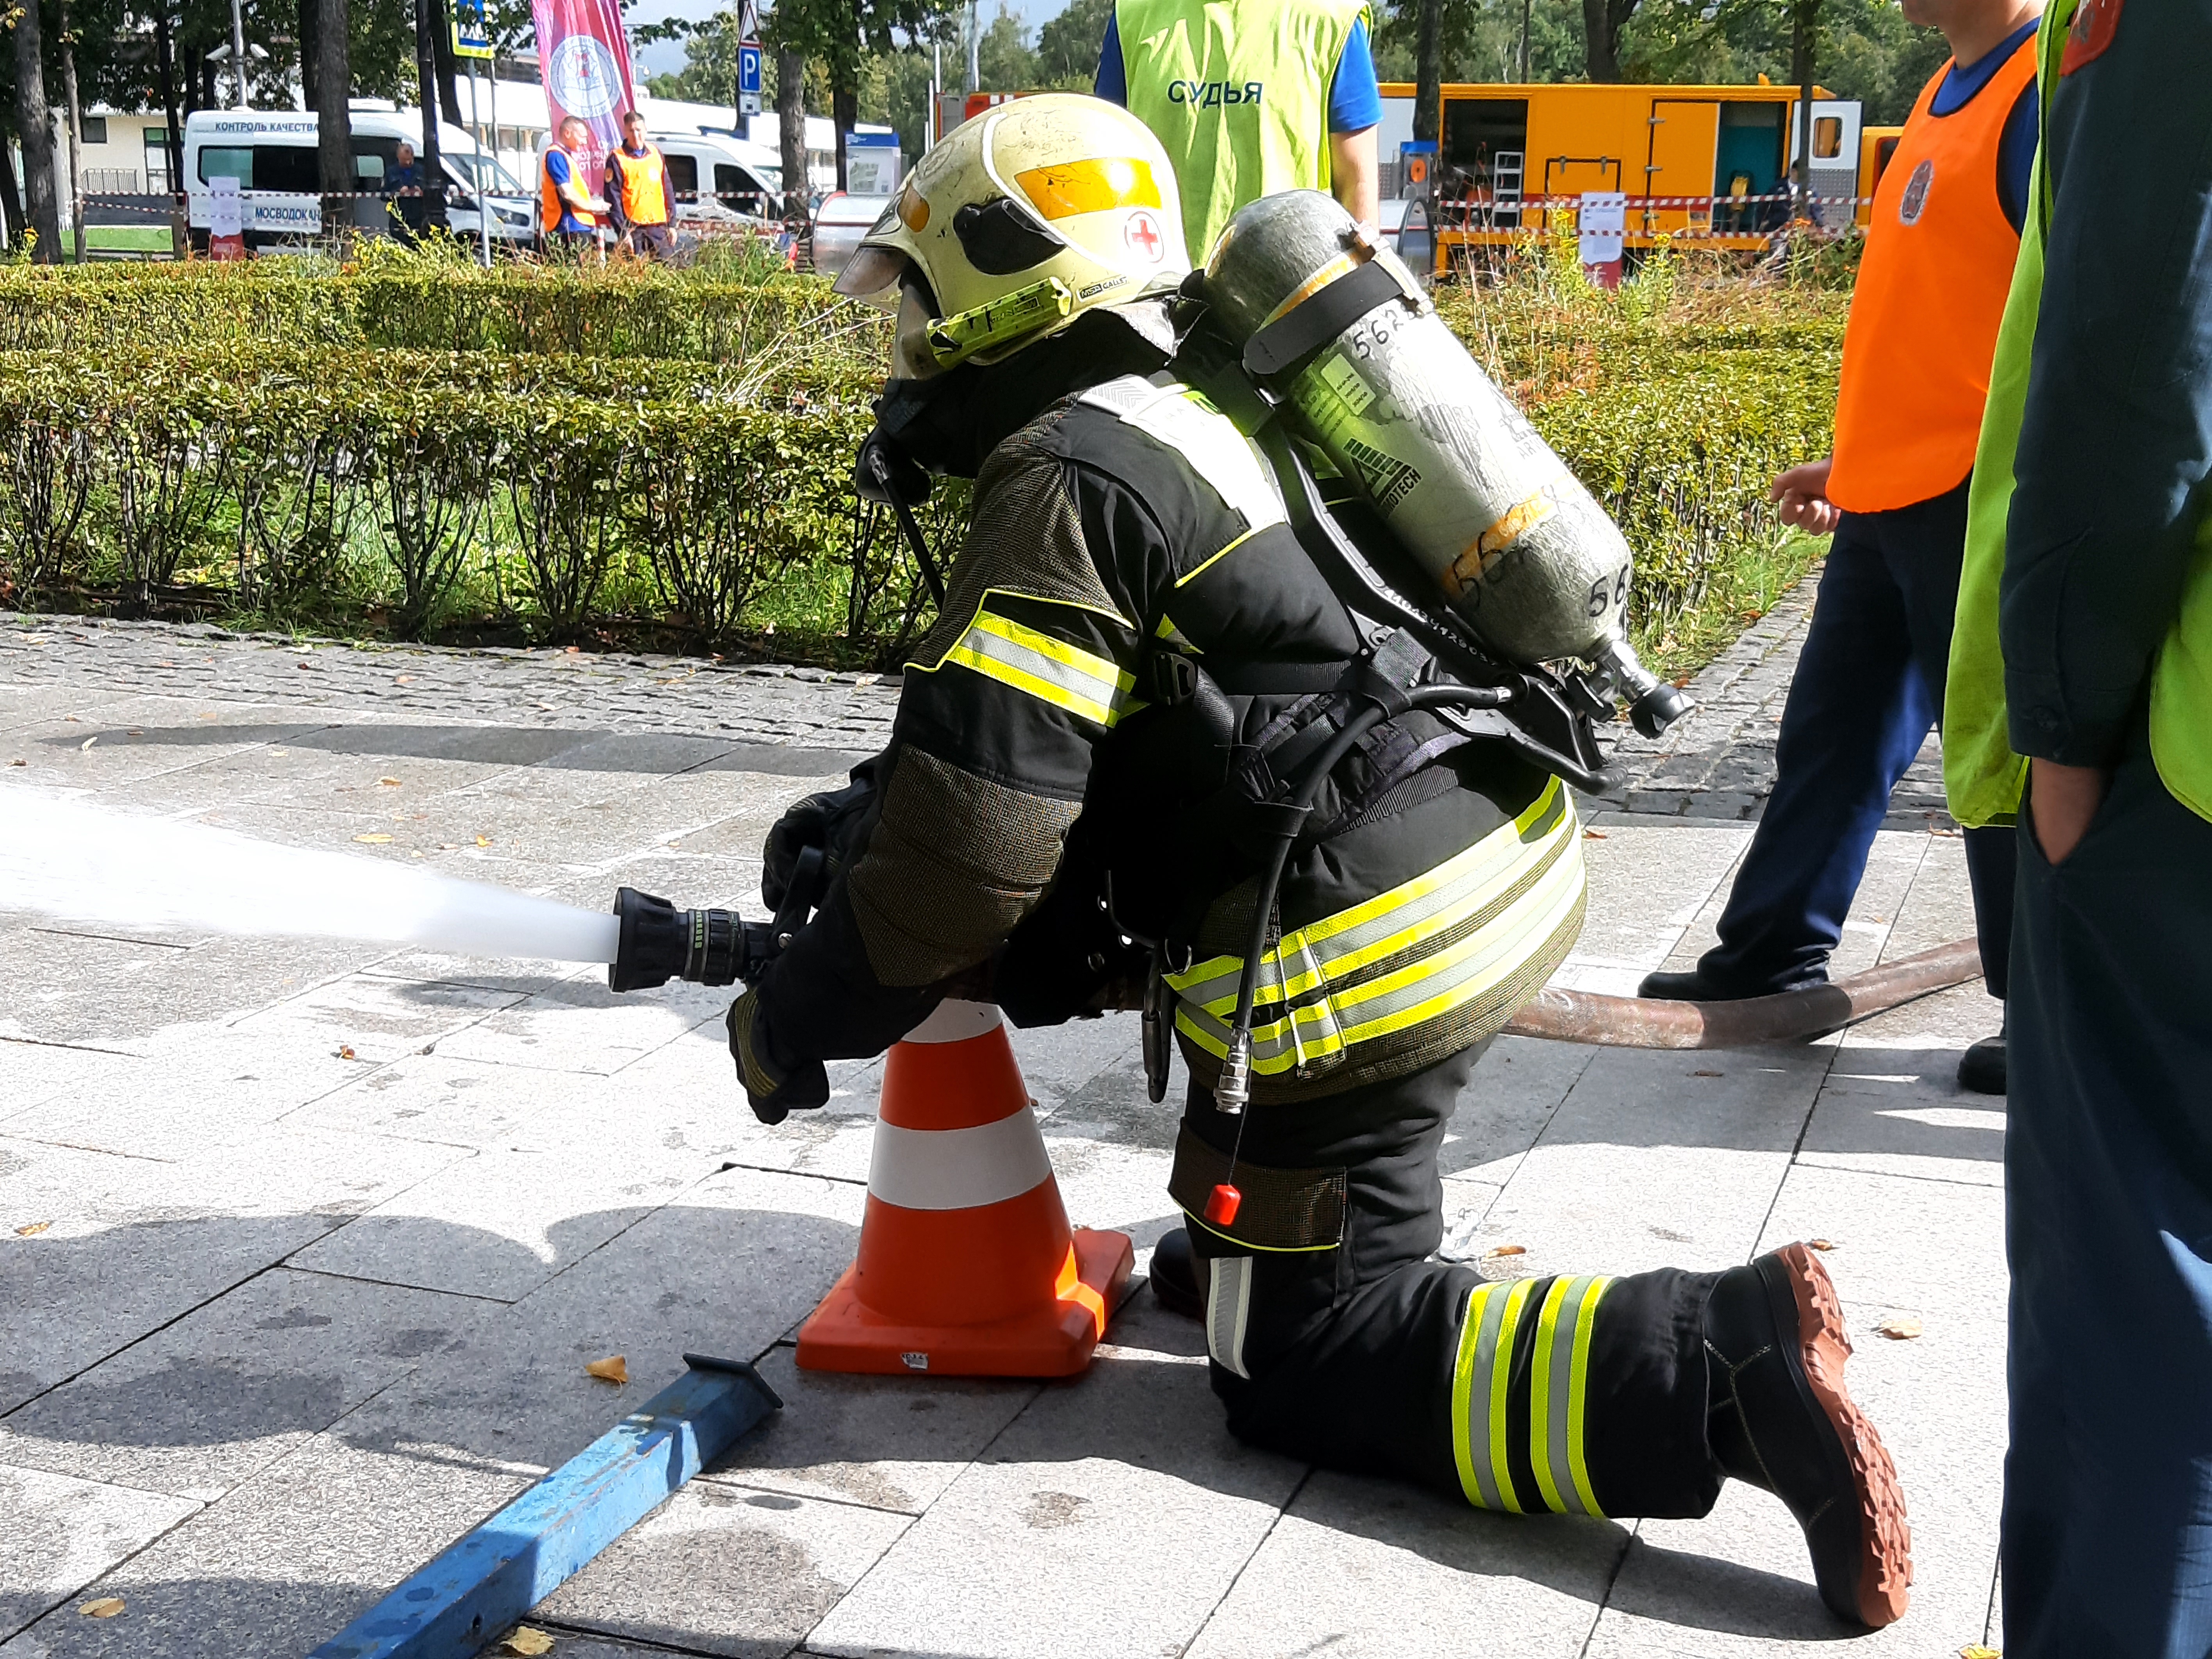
top-left (1898, 159), bottom-right (1934, 225)
top-left (2062, 0), bottom-right (2121, 73)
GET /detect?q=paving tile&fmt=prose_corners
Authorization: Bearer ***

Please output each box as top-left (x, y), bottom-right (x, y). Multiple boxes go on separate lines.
top-left (1469, 1045), bottom-right (1827, 1277)
top-left (0, 1268), bottom-right (489, 1500)
top-left (705, 1345), bottom-right (1037, 1515)
top-left (1798, 1039), bottom-right (2005, 1189)
top-left (0, 1128), bottom-right (466, 1414)
top-left (1757, 1164), bottom-right (2007, 1327)
top-left (1569, 821), bottom-right (1753, 987)
top-left (0, 1465), bottom-right (200, 1642)
top-left (0, 1038), bottom-right (143, 1123)
top-left (327, 1166), bottom-right (865, 1478)
top-left (284, 1125), bottom-right (714, 1303)
top-left (806, 1293), bottom-right (1304, 1659)
top-left (1880, 831), bottom-right (1982, 965)
top-left (430, 975), bottom-right (733, 1077)
top-left (1825, 831), bottom-right (1929, 980)
top-left (0, 1430), bottom-right (529, 1659)
top-left (230, 972), bottom-right (528, 1067)
top-left (1442, 1034), bottom-right (1597, 1184)
top-left (610, 1028), bottom-right (886, 1186)
top-left (535, 1481), bottom-right (910, 1656)
top-left (1185, 1469), bottom-right (1623, 1659)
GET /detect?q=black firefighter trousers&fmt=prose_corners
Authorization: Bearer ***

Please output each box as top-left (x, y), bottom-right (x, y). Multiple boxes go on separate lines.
top-left (1178, 1042), bottom-right (1726, 1518)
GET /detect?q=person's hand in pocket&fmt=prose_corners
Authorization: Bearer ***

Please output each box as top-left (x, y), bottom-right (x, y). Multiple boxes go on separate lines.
top-left (2030, 757), bottom-right (2111, 865)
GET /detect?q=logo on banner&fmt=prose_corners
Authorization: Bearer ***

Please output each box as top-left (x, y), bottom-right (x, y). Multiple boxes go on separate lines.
top-left (549, 33), bottom-right (624, 118)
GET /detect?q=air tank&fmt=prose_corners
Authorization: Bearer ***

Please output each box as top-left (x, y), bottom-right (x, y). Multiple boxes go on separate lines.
top-left (1202, 191), bottom-right (1688, 735)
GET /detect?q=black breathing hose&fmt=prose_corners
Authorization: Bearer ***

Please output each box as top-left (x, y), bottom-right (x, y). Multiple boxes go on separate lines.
top-left (1212, 680), bottom-right (1514, 1117)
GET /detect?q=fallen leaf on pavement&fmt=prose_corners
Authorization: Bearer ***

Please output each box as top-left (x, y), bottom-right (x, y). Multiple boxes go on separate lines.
top-left (1808, 1238), bottom-right (1839, 1251)
top-left (78, 735), bottom-right (96, 750)
top-left (15, 1221), bottom-right (52, 1236)
top-left (7, 758), bottom-right (22, 766)
top-left (77, 1597), bottom-right (125, 1618)
top-left (1693, 1069), bottom-right (1723, 1077)
top-left (584, 1355), bottom-right (628, 1384)
top-left (335, 1045), bottom-right (357, 1060)
top-left (475, 835), bottom-right (493, 847)
top-left (1959, 1647), bottom-right (2000, 1658)
top-left (378, 777), bottom-right (401, 787)
top-left (1876, 1316), bottom-right (1922, 1340)
top-left (1482, 1244), bottom-right (1527, 1260)
top-left (354, 833), bottom-right (393, 844)
top-left (1582, 829), bottom-right (1607, 840)
top-left (498, 1627), bottom-right (555, 1655)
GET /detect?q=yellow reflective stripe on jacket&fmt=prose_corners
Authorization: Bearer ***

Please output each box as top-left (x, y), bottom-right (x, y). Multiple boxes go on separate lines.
top-left (921, 606), bottom-right (1144, 729)
top-left (1117, 383), bottom-right (1288, 539)
top-left (1171, 777), bottom-right (1572, 1014)
top-left (1170, 805), bottom-right (1584, 1074)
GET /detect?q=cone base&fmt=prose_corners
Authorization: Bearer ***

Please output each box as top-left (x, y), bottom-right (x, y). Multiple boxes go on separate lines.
top-left (795, 1227), bottom-right (1135, 1378)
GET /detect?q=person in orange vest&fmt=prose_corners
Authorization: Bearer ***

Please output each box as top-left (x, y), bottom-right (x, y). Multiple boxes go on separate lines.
top-left (1639, 0), bottom-right (2042, 1098)
top-left (540, 115), bottom-right (611, 255)
top-left (604, 109), bottom-right (674, 260)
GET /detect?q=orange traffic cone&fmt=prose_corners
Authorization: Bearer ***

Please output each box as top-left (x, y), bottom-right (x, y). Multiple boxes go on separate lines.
top-left (795, 1000), bottom-right (1133, 1377)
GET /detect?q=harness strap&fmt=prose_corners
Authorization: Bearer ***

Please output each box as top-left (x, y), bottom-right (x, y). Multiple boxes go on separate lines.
top-left (1241, 258), bottom-right (1417, 380)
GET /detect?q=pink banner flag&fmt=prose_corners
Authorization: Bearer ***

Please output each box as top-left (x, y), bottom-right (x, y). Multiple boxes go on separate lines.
top-left (532, 0), bottom-right (639, 180)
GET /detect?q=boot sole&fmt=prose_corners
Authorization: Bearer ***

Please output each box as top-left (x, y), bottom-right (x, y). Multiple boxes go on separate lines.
top-left (1767, 1242), bottom-right (1913, 1627)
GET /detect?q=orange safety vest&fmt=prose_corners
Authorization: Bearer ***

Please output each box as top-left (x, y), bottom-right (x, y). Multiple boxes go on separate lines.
top-left (541, 146), bottom-right (603, 234)
top-left (612, 143), bottom-right (670, 228)
top-left (1827, 31), bottom-right (2038, 514)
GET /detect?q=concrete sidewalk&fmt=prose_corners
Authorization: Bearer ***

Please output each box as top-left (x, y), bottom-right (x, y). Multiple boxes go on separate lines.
top-left (0, 587), bottom-right (2007, 1659)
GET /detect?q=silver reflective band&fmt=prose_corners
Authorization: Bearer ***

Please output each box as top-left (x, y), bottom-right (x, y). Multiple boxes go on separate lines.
top-left (867, 1111), bottom-right (1055, 1211)
top-left (1206, 1254), bottom-right (1253, 1378)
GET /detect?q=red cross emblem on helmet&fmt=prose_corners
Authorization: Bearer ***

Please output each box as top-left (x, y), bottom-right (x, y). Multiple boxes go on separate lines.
top-left (1123, 209), bottom-right (1166, 263)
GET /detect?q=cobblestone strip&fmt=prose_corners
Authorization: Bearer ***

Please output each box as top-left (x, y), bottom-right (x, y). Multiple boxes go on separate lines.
top-left (0, 613), bottom-right (904, 752)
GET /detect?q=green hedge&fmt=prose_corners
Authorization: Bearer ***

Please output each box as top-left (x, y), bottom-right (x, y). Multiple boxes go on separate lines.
top-left (0, 260), bottom-right (1841, 666)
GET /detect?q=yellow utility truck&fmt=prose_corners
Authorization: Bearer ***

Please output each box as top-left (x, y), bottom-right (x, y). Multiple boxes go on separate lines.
top-left (1377, 81), bottom-right (1896, 266)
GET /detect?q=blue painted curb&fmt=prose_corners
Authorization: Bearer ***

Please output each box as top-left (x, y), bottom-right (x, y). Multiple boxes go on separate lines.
top-left (306, 1355), bottom-right (783, 1659)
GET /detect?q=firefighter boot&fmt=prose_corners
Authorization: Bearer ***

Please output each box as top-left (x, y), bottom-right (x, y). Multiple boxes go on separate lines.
top-left (1148, 1225), bottom-right (1204, 1319)
top-left (1703, 1243), bottom-right (1912, 1628)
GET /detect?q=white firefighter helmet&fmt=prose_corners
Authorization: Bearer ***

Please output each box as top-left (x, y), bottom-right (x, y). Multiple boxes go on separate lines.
top-left (834, 93), bottom-right (1189, 372)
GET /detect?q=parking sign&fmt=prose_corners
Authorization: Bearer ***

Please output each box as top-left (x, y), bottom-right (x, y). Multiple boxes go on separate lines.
top-left (738, 40), bottom-right (762, 115)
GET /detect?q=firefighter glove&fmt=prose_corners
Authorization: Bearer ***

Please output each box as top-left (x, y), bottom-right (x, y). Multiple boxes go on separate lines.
top-left (726, 988), bottom-right (829, 1125)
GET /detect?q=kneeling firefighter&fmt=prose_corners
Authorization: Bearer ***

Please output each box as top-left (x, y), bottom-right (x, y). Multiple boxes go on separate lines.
top-left (726, 95), bottom-right (1911, 1627)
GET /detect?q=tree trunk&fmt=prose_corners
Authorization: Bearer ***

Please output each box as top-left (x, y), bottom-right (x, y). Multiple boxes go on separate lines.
top-left (315, 0), bottom-right (353, 244)
top-left (412, 0), bottom-right (448, 226)
top-left (1581, 0), bottom-right (1623, 81)
top-left (776, 46), bottom-right (805, 221)
top-left (0, 123), bottom-right (24, 248)
top-left (154, 10), bottom-right (184, 192)
top-left (12, 0), bottom-right (61, 261)
top-left (1412, 0), bottom-right (1440, 144)
top-left (298, 0), bottom-right (317, 105)
top-left (833, 80), bottom-right (854, 193)
top-left (57, 0), bottom-right (82, 262)
top-left (432, 7), bottom-right (462, 132)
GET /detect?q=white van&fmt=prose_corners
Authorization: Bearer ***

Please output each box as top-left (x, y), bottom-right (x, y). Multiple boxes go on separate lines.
top-left (182, 107), bottom-right (535, 251)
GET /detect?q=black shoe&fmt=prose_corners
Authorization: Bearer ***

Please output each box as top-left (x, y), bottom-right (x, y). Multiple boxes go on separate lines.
top-left (1639, 968), bottom-right (1756, 1001)
top-left (1149, 1226), bottom-right (1203, 1320)
top-left (1957, 1018), bottom-right (2005, 1095)
top-left (1704, 1243), bottom-right (1912, 1628)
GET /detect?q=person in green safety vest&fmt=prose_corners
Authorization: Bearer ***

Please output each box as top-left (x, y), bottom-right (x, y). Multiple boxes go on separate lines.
top-left (1094, 0), bottom-right (1381, 263)
top-left (1944, 0), bottom-right (2212, 1647)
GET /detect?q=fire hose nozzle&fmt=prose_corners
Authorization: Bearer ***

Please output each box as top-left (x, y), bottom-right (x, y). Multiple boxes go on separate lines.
top-left (608, 887), bottom-right (765, 993)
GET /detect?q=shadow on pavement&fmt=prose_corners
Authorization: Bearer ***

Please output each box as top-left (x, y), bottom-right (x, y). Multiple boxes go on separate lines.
top-left (50, 723), bottom-right (863, 778)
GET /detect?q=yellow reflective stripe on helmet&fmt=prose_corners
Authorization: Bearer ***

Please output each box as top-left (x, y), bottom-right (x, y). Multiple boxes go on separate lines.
top-left (1171, 778), bottom-right (1573, 1014)
top-left (1014, 156), bottom-right (1164, 220)
top-left (1116, 384), bottom-right (1288, 537)
top-left (927, 608), bottom-right (1143, 728)
top-left (1170, 823), bottom-right (1584, 1072)
top-left (1529, 1274), bottom-right (1611, 1517)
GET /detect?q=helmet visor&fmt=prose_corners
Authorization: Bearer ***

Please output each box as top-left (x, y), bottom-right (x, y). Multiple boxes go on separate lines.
top-left (833, 243), bottom-right (909, 307)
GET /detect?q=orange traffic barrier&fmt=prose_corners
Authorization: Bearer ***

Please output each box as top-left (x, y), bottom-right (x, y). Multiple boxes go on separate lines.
top-left (795, 1000), bottom-right (1133, 1377)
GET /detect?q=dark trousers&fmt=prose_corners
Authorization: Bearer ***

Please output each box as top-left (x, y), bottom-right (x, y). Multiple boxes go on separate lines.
top-left (2003, 729), bottom-right (2212, 1655)
top-left (1179, 1044), bottom-right (1723, 1518)
top-left (1699, 482), bottom-right (2016, 996)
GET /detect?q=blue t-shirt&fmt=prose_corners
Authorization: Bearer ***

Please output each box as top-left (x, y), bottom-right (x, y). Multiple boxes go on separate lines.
top-left (543, 146), bottom-right (592, 234)
top-left (1929, 16), bottom-right (2039, 233)
top-left (1095, 11), bottom-right (1381, 134)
